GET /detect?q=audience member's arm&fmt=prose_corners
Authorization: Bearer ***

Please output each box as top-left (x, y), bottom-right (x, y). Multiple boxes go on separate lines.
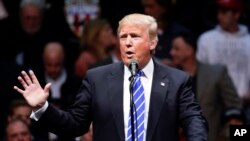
top-left (219, 66), bottom-right (243, 124)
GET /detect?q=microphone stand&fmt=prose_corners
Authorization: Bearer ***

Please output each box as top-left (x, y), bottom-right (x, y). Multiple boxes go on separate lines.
top-left (129, 75), bottom-right (135, 141)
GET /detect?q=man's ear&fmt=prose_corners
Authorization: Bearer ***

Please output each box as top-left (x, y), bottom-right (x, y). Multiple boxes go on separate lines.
top-left (150, 39), bottom-right (157, 51)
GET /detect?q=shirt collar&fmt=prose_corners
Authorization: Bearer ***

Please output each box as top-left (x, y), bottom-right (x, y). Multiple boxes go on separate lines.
top-left (45, 69), bottom-right (67, 83)
top-left (124, 58), bottom-right (154, 79)
top-left (141, 58), bottom-right (154, 79)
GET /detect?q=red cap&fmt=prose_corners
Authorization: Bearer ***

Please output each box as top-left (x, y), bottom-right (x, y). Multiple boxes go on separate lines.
top-left (217, 0), bottom-right (243, 12)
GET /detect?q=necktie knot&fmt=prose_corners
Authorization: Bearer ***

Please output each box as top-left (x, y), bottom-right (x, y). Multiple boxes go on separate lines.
top-left (136, 70), bottom-right (144, 77)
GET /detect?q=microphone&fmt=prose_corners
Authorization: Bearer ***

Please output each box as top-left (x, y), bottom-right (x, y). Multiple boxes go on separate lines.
top-left (129, 59), bottom-right (139, 77)
top-left (128, 59), bottom-right (138, 141)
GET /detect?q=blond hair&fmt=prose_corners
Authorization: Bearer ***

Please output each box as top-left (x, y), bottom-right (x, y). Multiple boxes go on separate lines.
top-left (118, 13), bottom-right (158, 42)
top-left (81, 19), bottom-right (110, 60)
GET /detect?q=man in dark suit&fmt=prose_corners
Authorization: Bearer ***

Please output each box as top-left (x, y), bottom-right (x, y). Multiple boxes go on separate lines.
top-left (14, 13), bottom-right (207, 141)
top-left (170, 31), bottom-right (243, 141)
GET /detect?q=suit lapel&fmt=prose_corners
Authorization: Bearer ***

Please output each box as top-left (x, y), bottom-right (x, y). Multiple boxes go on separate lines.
top-left (146, 60), bottom-right (169, 141)
top-left (108, 63), bottom-right (125, 141)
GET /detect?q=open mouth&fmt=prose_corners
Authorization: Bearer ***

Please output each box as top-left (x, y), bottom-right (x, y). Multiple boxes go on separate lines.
top-left (126, 51), bottom-right (134, 58)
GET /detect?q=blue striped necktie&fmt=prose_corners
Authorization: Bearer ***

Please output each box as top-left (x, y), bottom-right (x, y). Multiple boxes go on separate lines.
top-left (127, 70), bottom-right (145, 141)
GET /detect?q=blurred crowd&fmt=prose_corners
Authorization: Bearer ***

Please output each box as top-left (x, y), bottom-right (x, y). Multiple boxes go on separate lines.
top-left (0, 0), bottom-right (250, 141)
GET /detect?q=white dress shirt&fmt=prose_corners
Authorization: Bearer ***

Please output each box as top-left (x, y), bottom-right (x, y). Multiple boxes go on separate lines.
top-left (123, 58), bottom-right (154, 141)
top-left (45, 69), bottom-right (67, 100)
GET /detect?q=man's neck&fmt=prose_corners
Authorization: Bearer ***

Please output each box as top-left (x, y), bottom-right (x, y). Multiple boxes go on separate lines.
top-left (222, 24), bottom-right (239, 33)
top-left (45, 70), bottom-right (65, 81)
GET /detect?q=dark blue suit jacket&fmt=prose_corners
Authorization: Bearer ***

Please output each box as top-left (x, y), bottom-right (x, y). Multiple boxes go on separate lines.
top-left (37, 59), bottom-right (208, 141)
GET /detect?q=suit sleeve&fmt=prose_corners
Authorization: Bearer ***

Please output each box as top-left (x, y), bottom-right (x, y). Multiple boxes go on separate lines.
top-left (36, 74), bottom-right (93, 137)
top-left (219, 67), bottom-right (243, 121)
top-left (179, 75), bottom-right (208, 141)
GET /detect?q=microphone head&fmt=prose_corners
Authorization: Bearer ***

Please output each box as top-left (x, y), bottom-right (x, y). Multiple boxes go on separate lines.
top-left (129, 59), bottom-right (138, 66)
top-left (129, 59), bottom-right (138, 69)
top-left (129, 59), bottom-right (138, 76)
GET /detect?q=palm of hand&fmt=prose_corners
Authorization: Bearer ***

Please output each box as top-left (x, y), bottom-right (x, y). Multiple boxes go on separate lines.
top-left (14, 70), bottom-right (51, 110)
top-left (23, 83), bottom-right (48, 108)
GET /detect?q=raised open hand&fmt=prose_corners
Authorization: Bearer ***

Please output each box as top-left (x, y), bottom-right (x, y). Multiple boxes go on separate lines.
top-left (14, 70), bottom-right (51, 110)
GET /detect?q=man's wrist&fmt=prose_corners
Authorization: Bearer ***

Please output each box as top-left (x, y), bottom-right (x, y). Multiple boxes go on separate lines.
top-left (33, 101), bottom-right (47, 112)
top-left (30, 101), bottom-right (49, 121)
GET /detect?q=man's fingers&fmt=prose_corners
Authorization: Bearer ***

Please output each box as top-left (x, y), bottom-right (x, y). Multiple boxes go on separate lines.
top-left (21, 71), bottom-right (33, 85)
top-left (29, 70), bottom-right (39, 84)
top-left (18, 76), bottom-right (28, 89)
top-left (13, 86), bottom-right (24, 94)
top-left (44, 83), bottom-right (52, 94)
top-left (44, 83), bottom-right (51, 99)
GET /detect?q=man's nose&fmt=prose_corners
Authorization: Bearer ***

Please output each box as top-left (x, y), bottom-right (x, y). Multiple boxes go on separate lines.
top-left (125, 36), bottom-right (132, 46)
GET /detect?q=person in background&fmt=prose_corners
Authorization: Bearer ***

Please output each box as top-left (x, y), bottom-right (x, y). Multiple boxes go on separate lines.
top-left (7, 99), bottom-right (48, 141)
top-left (74, 19), bottom-right (117, 78)
top-left (5, 119), bottom-right (32, 141)
top-left (41, 41), bottom-right (82, 110)
top-left (19, 0), bottom-right (45, 35)
top-left (88, 31), bottom-right (121, 69)
top-left (170, 31), bottom-right (243, 141)
top-left (14, 13), bottom-right (207, 141)
top-left (40, 41), bottom-right (82, 141)
top-left (7, 99), bottom-right (31, 126)
top-left (14, 0), bottom-right (46, 75)
top-left (196, 0), bottom-right (250, 124)
top-left (141, 0), bottom-right (188, 65)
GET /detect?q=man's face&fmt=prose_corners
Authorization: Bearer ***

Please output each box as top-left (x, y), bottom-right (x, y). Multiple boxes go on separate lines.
top-left (170, 37), bottom-right (194, 66)
top-left (217, 8), bottom-right (240, 30)
top-left (119, 23), bottom-right (156, 68)
top-left (6, 121), bottom-right (32, 141)
top-left (44, 55), bottom-right (64, 80)
top-left (142, 0), bottom-right (166, 21)
top-left (9, 106), bottom-right (31, 126)
top-left (43, 43), bottom-right (64, 80)
top-left (20, 5), bottom-right (42, 34)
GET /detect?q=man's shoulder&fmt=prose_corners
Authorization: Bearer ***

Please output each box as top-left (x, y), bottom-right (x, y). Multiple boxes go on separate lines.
top-left (164, 65), bottom-right (187, 77)
top-left (198, 28), bottom-right (219, 41)
top-left (154, 59), bottom-right (189, 81)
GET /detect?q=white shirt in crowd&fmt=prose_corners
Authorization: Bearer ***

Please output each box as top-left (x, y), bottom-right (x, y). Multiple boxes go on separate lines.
top-left (45, 69), bottom-right (67, 100)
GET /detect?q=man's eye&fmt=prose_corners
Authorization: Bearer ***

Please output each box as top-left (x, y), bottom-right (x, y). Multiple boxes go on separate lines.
top-left (131, 34), bottom-right (139, 38)
top-left (119, 35), bottom-right (127, 39)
